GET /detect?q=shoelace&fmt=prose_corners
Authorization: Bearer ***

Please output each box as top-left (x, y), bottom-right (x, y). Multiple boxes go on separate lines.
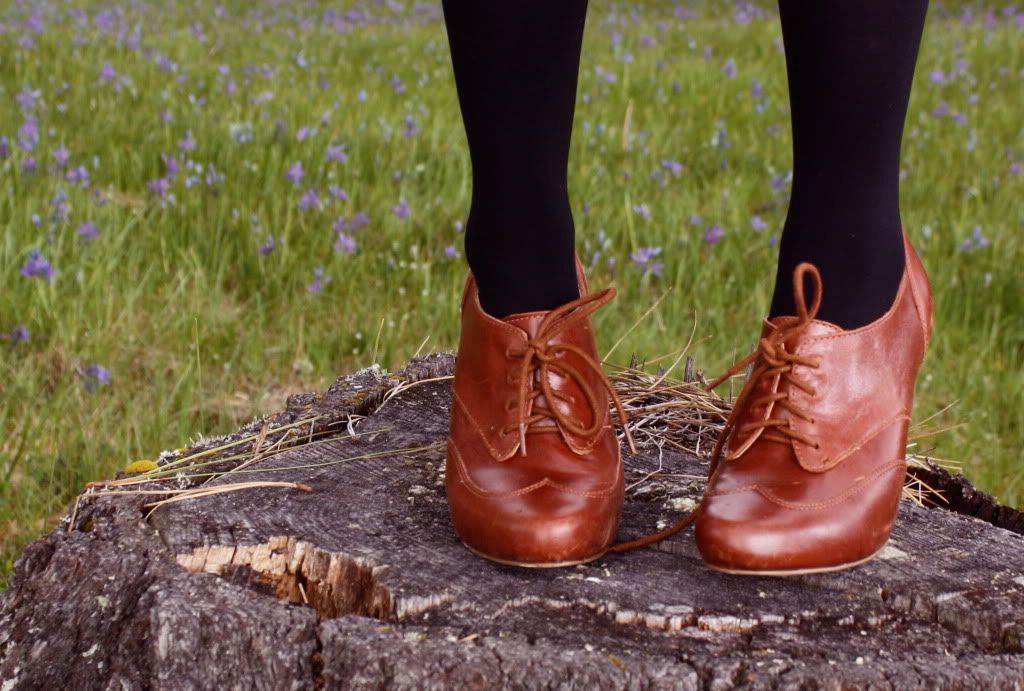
top-left (501, 287), bottom-right (637, 457)
top-left (609, 262), bottom-right (823, 553)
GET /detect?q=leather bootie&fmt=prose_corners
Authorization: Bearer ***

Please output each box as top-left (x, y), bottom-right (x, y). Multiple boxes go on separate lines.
top-left (446, 261), bottom-right (634, 567)
top-left (691, 230), bottom-right (933, 574)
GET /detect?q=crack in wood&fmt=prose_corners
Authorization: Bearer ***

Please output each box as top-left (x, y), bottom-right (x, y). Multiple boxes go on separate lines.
top-left (176, 536), bottom-right (450, 621)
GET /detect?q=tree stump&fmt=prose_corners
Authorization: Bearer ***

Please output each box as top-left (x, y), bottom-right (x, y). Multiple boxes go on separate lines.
top-left (2, 352), bottom-right (1023, 689)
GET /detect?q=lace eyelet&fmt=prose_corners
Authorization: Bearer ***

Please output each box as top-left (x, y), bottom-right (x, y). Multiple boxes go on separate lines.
top-left (504, 400), bottom-right (516, 412)
top-left (814, 443), bottom-right (821, 449)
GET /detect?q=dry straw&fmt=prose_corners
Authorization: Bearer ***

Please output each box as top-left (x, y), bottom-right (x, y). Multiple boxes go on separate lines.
top-left (78, 346), bottom-right (956, 514)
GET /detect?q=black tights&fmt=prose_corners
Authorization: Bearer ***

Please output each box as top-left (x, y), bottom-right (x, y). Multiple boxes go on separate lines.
top-left (442, 0), bottom-right (929, 329)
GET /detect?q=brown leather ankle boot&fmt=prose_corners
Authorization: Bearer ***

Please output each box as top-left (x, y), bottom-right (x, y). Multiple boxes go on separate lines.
top-left (694, 230), bottom-right (933, 575)
top-left (446, 261), bottom-right (634, 567)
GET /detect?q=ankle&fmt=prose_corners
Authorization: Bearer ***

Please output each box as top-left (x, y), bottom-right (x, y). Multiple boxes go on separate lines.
top-left (770, 220), bottom-right (906, 329)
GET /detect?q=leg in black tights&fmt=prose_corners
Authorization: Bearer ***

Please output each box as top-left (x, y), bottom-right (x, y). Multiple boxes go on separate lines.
top-left (771, 0), bottom-right (929, 329)
top-left (441, 0), bottom-right (588, 319)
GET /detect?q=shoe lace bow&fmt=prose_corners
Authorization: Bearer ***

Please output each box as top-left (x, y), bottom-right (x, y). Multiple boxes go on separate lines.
top-left (502, 287), bottom-right (637, 457)
top-left (705, 261), bottom-right (824, 470)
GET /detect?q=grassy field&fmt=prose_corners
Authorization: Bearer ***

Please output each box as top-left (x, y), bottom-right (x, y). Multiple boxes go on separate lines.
top-left (1, 1), bottom-right (1021, 578)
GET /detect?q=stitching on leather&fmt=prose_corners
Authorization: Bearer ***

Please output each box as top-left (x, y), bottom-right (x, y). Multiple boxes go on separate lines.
top-left (447, 438), bottom-right (618, 499)
top-left (799, 270), bottom-right (910, 350)
top-left (453, 389), bottom-right (518, 461)
top-left (466, 285), bottom-right (533, 341)
top-left (503, 313), bottom-right (547, 325)
top-left (794, 411), bottom-right (909, 472)
top-left (753, 460), bottom-right (906, 510)
top-left (707, 483), bottom-right (759, 498)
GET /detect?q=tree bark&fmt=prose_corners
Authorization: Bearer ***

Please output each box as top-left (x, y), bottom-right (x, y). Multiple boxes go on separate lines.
top-left (1, 352), bottom-right (1022, 690)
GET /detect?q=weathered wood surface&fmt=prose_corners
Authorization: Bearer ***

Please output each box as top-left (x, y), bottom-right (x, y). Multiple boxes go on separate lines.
top-left (2, 352), bottom-right (1023, 690)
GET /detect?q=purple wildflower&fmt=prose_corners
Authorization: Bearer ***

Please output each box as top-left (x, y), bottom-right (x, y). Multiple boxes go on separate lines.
top-left (162, 153), bottom-right (181, 178)
top-left (1011, 162), bottom-right (1022, 176)
top-left (297, 126), bottom-right (317, 142)
top-left (334, 232), bottom-right (357, 255)
top-left (66, 165), bottom-right (90, 187)
top-left (148, 177), bottom-right (171, 198)
top-left (328, 185), bottom-right (348, 202)
top-left (99, 63), bottom-right (118, 83)
top-left (286, 161), bottom-right (305, 187)
top-left (392, 198), bottom-right (411, 220)
top-left (403, 115), bottom-right (420, 139)
top-left (179, 130), bottom-right (197, 152)
top-left (307, 267), bottom-right (331, 294)
top-left (633, 203), bottom-right (652, 220)
top-left (21, 250), bottom-right (55, 282)
top-left (771, 171), bottom-right (793, 191)
top-left (18, 117), bottom-right (39, 151)
top-left (349, 212), bottom-right (370, 231)
top-left (932, 101), bottom-right (951, 118)
top-left (723, 58), bottom-right (738, 79)
top-left (77, 221), bottom-right (100, 241)
top-left (751, 216), bottom-right (768, 232)
top-left (689, 214), bottom-right (703, 226)
top-left (661, 159), bottom-right (684, 177)
top-left (50, 189), bottom-right (70, 225)
top-left (631, 247), bottom-right (664, 277)
top-left (704, 224), bottom-right (726, 245)
top-left (326, 143), bottom-right (348, 163)
top-left (258, 235), bottom-right (277, 256)
top-left (16, 86), bottom-right (40, 112)
top-left (971, 225), bottom-right (990, 248)
top-left (10, 325), bottom-right (30, 343)
top-left (0, 136), bottom-right (10, 159)
top-left (298, 188), bottom-right (321, 211)
top-left (26, 12), bottom-right (45, 33)
top-left (205, 164), bottom-right (224, 188)
top-left (595, 66), bottom-right (617, 84)
top-left (751, 80), bottom-right (764, 99)
top-left (952, 112), bottom-right (968, 126)
top-left (81, 364), bottom-right (112, 392)
top-left (52, 146), bottom-right (71, 168)
top-left (929, 68), bottom-right (947, 86)
top-left (444, 245), bottom-right (460, 259)
top-left (22, 157), bottom-right (38, 175)
top-left (390, 75), bottom-right (406, 95)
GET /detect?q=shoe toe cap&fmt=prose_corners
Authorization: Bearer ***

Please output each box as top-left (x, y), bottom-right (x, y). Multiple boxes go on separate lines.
top-left (449, 481), bottom-right (622, 566)
top-left (695, 475), bottom-right (903, 574)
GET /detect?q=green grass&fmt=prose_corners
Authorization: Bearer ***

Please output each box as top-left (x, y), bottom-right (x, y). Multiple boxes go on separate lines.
top-left (1, 1), bottom-right (1022, 579)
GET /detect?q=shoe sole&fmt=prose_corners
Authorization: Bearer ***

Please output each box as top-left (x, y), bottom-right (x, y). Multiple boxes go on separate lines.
top-left (703, 543), bottom-right (888, 577)
top-left (463, 542), bottom-right (608, 569)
